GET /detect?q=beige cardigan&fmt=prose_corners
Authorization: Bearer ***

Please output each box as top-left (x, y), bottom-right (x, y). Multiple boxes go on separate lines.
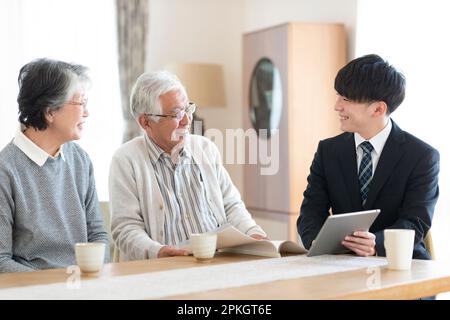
top-left (109, 134), bottom-right (266, 260)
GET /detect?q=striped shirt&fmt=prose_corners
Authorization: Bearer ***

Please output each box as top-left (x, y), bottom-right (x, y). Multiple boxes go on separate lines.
top-left (147, 138), bottom-right (220, 246)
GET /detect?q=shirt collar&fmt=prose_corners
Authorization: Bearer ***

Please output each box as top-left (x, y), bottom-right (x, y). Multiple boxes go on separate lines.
top-left (144, 134), bottom-right (190, 166)
top-left (354, 118), bottom-right (392, 155)
top-left (145, 133), bottom-right (165, 164)
top-left (13, 128), bottom-right (65, 166)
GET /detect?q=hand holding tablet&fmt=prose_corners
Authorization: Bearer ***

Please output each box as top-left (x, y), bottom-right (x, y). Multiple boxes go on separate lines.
top-left (307, 209), bottom-right (380, 257)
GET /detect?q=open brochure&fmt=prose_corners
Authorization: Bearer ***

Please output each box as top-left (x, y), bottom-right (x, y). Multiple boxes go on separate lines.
top-left (178, 224), bottom-right (307, 258)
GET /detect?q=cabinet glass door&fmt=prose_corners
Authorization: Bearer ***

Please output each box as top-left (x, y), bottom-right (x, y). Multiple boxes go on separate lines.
top-left (249, 58), bottom-right (282, 138)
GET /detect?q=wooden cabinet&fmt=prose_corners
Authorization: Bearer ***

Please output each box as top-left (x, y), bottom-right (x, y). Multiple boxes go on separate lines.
top-left (242, 22), bottom-right (347, 241)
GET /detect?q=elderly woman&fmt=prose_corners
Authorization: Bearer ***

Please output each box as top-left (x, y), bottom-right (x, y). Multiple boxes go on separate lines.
top-left (0, 58), bottom-right (109, 272)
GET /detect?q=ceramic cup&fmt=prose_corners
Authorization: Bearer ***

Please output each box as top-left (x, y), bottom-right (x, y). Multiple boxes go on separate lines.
top-left (75, 242), bottom-right (106, 273)
top-left (190, 233), bottom-right (217, 262)
top-left (384, 229), bottom-right (415, 270)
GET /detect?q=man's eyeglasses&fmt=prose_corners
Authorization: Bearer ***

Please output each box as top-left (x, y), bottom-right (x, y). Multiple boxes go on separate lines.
top-left (145, 102), bottom-right (196, 122)
top-left (67, 99), bottom-right (88, 111)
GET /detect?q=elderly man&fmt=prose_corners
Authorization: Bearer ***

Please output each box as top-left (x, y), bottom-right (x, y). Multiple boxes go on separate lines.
top-left (109, 71), bottom-right (266, 260)
top-left (0, 58), bottom-right (109, 272)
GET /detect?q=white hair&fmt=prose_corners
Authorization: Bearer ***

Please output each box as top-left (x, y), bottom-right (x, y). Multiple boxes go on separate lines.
top-left (130, 70), bottom-right (187, 122)
top-left (65, 71), bottom-right (91, 102)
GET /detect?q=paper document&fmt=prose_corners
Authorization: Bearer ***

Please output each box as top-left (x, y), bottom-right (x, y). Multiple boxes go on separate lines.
top-left (178, 224), bottom-right (307, 258)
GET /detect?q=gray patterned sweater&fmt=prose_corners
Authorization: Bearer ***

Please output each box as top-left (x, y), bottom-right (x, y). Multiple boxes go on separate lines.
top-left (0, 141), bottom-right (109, 272)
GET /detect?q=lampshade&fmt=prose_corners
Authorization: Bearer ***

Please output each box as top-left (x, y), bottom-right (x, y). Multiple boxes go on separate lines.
top-left (166, 63), bottom-right (226, 108)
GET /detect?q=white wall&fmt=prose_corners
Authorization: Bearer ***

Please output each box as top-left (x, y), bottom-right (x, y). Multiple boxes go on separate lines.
top-left (147, 0), bottom-right (357, 192)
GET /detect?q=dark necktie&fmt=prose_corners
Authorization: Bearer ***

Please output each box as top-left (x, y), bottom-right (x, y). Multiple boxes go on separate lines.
top-left (358, 141), bottom-right (374, 205)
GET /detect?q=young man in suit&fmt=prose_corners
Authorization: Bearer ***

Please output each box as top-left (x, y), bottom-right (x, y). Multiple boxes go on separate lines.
top-left (297, 54), bottom-right (439, 259)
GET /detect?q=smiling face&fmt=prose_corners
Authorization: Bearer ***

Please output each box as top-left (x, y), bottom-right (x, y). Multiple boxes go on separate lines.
top-left (334, 94), bottom-right (388, 139)
top-left (48, 88), bottom-right (89, 142)
top-left (143, 90), bottom-right (191, 153)
top-left (334, 95), bottom-right (373, 132)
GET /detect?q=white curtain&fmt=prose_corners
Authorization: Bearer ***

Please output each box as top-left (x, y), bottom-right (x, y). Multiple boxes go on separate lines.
top-left (356, 0), bottom-right (450, 262)
top-left (0, 0), bottom-right (122, 201)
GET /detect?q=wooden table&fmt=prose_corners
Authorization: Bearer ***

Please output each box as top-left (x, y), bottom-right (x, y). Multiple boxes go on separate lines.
top-left (1, 253), bottom-right (450, 299)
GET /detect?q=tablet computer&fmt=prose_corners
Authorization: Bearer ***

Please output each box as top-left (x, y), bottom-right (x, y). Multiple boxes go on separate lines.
top-left (307, 209), bottom-right (380, 257)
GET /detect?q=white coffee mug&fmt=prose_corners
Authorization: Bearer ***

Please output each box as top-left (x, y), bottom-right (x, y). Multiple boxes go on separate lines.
top-left (384, 229), bottom-right (415, 270)
top-left (190, 233), bottom-right (217, 262)
top-left (75, 242), bottom-right (106, 273)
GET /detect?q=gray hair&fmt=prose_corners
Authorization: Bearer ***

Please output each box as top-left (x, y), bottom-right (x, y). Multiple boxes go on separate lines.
top-left (130, 70), bottom-right (187, 121)
top-left (17, 58), bottom-right (91, 130)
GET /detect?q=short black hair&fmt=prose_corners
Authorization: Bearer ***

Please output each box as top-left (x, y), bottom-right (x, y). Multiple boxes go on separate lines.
top-left (334, 54), bottom-right (406, 114)
top-left (17, 58), bottom-right (89, 130)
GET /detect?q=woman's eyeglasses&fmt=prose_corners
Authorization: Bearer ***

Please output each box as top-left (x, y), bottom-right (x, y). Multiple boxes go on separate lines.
top-left (66, 99), bottom-right (88, 111)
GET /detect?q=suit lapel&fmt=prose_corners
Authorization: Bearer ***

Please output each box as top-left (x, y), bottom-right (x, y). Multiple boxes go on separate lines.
top-left (338, 133), bottom-right (362, 209)
top-left (363, 121), bottom-right (406, 209)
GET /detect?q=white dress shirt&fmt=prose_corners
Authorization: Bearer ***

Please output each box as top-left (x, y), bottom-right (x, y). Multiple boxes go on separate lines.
top-left (354, 119), bottom-right (392, 177)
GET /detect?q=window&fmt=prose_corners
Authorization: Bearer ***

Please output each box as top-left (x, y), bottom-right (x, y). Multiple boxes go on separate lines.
top-left (357, 0), bottom-right (450, 261)
top-left (0, 0), bottom-right (122, 200)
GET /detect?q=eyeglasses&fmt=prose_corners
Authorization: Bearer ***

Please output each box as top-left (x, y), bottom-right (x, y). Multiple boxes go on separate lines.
top-left (145, 102), bottom-right (196, 122)
top-left (66, 99), bottom-right (88, 111)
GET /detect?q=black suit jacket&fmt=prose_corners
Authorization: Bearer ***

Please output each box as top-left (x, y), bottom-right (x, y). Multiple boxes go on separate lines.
top-left (297, 120), bottom-right (440, 259)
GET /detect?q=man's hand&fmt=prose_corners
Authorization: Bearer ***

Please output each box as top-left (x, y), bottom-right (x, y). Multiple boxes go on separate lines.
top-left (341, 231), bottom-right (376, 257)
top-left (249, 234), bottom-right (268, 240)
top-left (157, 246), bottom-right (189, 258)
